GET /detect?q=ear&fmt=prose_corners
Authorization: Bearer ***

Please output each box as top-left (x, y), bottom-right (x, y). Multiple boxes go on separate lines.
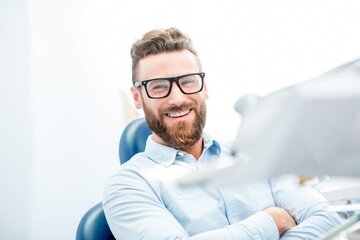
top-left (131, 86), bottom-right (143, 109)
top-left (202, 82), bottom-right (209, 99)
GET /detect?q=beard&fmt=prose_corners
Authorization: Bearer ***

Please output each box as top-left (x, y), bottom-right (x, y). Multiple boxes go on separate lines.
top-left (142, 100), bottom-right (207, 150)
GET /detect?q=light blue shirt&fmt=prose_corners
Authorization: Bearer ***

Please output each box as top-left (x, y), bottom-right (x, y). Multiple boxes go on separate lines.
top-left (103, 135), bottom-right (341, 239)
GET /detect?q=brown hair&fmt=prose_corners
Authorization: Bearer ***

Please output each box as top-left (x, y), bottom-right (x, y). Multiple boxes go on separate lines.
top-left (130, 27), bottom-right (201, 84)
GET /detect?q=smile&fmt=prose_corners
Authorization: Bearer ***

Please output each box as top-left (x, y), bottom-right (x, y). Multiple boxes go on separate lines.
top-left (166, 109), bottom-right (191, 118)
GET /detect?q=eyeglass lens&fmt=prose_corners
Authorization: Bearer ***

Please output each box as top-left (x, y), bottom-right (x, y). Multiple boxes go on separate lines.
top-left (146, 74), bottom-right (202, 98)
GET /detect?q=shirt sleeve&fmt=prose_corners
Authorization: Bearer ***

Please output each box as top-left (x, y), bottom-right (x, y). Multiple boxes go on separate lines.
top-left (103, 167), bottom-right (279, 240)
top-left (269, 174), bottom-right (342, 239)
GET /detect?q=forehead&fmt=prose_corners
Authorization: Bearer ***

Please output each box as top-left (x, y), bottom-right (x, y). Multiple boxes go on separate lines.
top-left (137, 50), bottom-right (200, 80)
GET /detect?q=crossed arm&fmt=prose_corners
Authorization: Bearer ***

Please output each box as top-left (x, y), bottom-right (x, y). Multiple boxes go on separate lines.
top-left (103, 172), bottom-right (341, 240)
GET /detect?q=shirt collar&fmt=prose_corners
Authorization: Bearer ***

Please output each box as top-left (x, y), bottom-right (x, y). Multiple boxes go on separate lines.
top-left (144, 134), bottom-right (221, 167)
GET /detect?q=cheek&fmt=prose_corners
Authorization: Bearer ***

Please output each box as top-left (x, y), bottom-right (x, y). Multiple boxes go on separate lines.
top-left (194, 93), bottom-right (208, 104)
top-left (144, 99), bottom-right (161, 115)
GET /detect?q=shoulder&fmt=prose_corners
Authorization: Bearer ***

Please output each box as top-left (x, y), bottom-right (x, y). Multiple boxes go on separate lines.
top-left (103, 153), bottom-right (163, 201)
top-left (108, 153), bottom-right (161, 181)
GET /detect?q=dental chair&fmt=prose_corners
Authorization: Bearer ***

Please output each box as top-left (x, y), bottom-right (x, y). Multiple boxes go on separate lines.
top-left (76, 117), bottom-right (151, 240)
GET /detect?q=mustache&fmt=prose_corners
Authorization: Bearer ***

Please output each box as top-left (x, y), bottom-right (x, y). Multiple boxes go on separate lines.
top-left (160, 103), bottom-right (195, 114)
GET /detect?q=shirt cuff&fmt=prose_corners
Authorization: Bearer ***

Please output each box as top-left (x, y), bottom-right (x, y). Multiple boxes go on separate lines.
top-left (236, 211), bottom-right (279, 240)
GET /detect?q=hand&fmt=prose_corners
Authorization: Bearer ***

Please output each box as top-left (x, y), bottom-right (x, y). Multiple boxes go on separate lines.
top-left (264, 207), bottom-right (297, 236)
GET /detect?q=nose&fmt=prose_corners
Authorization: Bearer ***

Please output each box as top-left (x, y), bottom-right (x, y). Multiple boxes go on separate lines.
top-left (167, 82), bottom-right (187, 106)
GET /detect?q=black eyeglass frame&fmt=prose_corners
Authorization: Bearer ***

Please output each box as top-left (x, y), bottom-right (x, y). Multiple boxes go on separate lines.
top-left (134, 72), bottom-right (205, 99)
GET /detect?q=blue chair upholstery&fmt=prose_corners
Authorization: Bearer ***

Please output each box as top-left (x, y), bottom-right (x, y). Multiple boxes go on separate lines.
top-left (76, 117), bottom-right (151, 240)
top-left (76, 202), bottom-right (115, 240)
top-left (119, 117), bottom-right (152, 164)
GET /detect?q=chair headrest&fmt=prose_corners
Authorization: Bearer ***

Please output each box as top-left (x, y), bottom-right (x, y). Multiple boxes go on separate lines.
top-left (119, 117), bottom-right (152, 164)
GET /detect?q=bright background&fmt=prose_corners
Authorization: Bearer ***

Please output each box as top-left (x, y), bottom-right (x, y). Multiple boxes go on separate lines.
top-left (1, 0), bottom-right (360, 239)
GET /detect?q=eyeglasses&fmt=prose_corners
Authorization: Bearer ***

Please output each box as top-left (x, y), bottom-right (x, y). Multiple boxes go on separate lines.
top-left (134, 72), bottom-right (205, 99)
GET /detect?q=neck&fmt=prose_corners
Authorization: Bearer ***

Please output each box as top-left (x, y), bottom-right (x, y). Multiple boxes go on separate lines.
top-left (152, 134), bottom-right (204, 160)
top-left (181, 138), bottom-right (203, 160)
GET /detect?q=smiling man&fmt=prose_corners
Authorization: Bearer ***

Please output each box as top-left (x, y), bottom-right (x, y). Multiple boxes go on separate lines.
top-left (132, 50), bottom-right (207, 158)
top-left (103, 27), bottom-right (341, 239)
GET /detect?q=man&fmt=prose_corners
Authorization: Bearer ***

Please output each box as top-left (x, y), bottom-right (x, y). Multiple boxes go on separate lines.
top-left (103, 27), bottom-right (341, 239)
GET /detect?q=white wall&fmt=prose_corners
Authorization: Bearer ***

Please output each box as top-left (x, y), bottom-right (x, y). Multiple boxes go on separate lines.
top-left (27, 1), bottom-right (125, 239)
top-left (0, 0), bottom-right (32, 238)
top-left (1, 0), bottom-right (360, 239)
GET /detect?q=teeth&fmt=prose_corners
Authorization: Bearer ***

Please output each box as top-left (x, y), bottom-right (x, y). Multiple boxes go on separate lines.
top-left (167, 110), bottom-right (190, 118)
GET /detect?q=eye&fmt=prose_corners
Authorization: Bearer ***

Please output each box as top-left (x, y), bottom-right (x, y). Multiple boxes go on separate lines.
top-left (148, 80), bottom-right (169, 92)
top-left (180, 77), bottom-right (196, 86)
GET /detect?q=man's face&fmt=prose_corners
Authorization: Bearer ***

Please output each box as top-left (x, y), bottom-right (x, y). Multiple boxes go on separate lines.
top-left (131, 50), bottom-right (209, 150)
